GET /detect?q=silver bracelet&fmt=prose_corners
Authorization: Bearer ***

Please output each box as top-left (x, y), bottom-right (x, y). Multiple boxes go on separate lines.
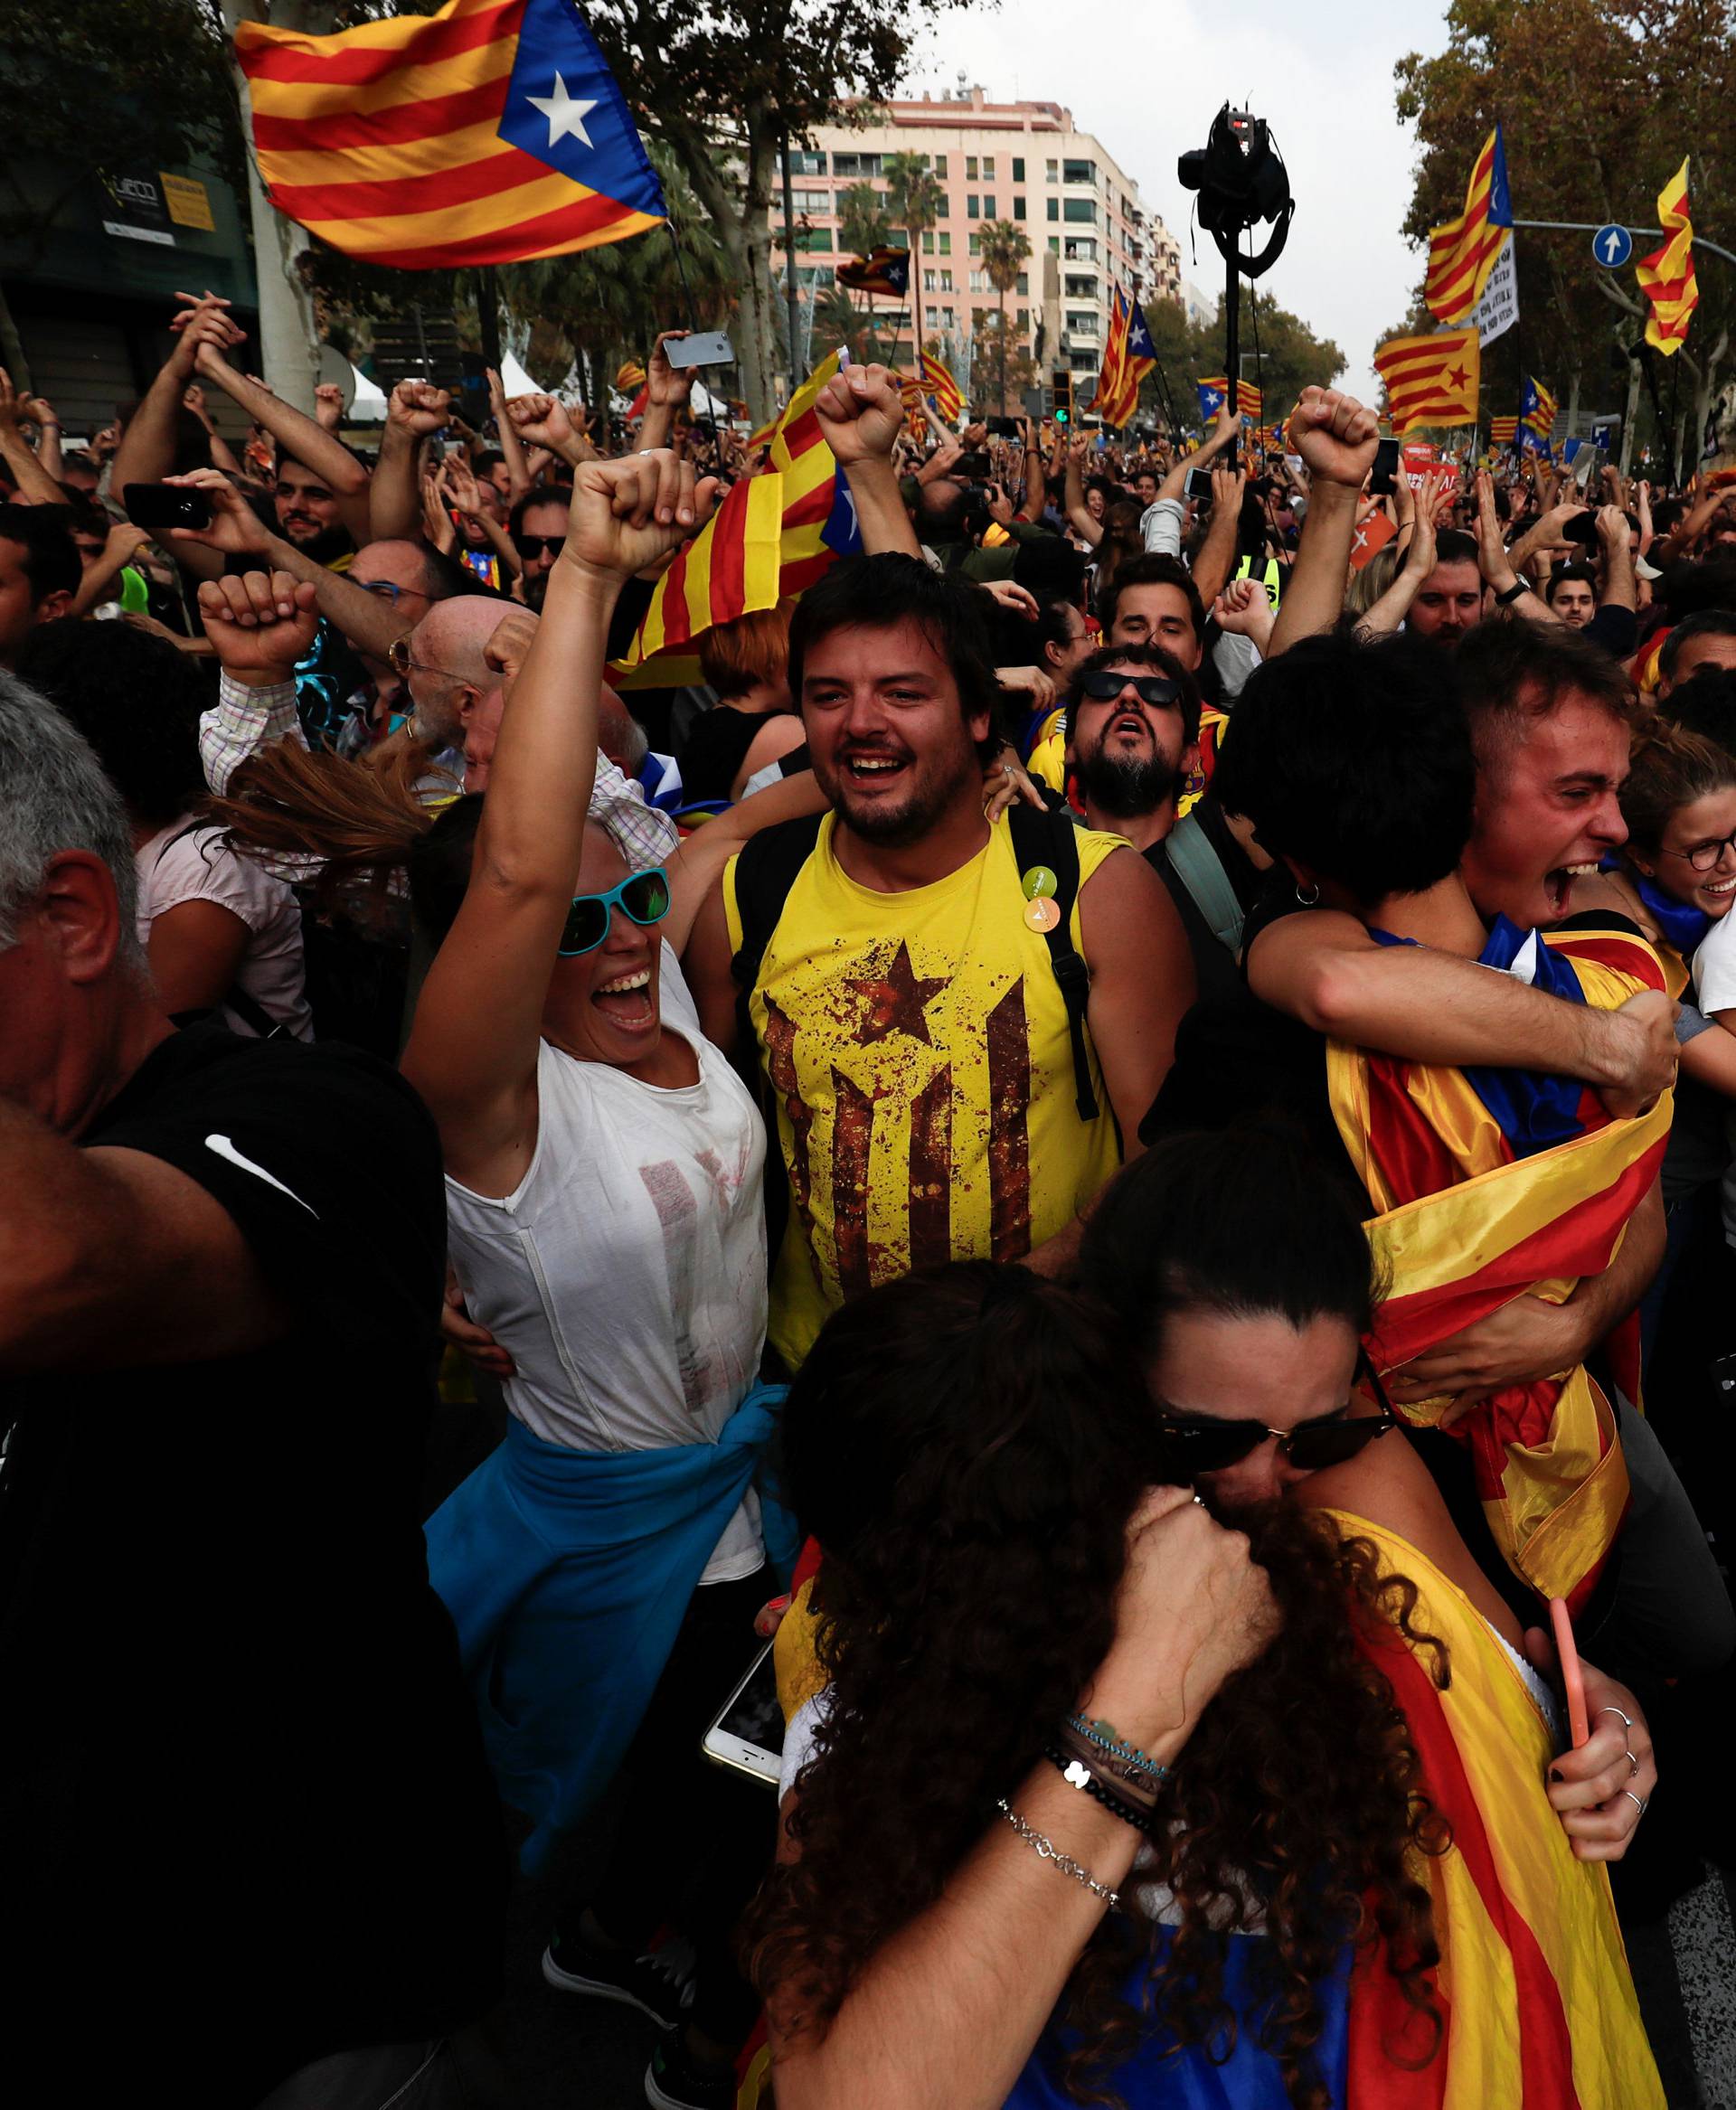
top-left (995, 1798), bottom-right (1119, 1910)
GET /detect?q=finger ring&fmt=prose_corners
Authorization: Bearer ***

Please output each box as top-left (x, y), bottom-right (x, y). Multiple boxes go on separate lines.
top-left (1191, 1493), bottom-right (1207, 1507)
top-left (1594, 1705), bottom-right (1633, 1732)
top-left (1622, 1790), bottom-right (1647, 1817)
top-left (1624, 1749), bottom-right (1639, 1777)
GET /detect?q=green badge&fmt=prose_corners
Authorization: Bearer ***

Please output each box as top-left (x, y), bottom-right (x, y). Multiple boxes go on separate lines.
top-left (1021, 864), bottom-right (1058, 901)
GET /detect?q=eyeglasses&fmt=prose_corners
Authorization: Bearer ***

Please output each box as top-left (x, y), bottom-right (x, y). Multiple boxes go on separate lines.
top-left (355, 579), bottom-right (430, 604)
top-left (559, 867), bottom-right (672, 956)
top-left (1661, 827), bottom-right (1736, 873)
top-left (1152, 1355), bottom-right (1399, 1477)
top-left (512, 533), bottom-right (567, 560)
top-left (1077, 671), bottom-right (1181, 709)
top-left (386, 636), bottom-right (469, 681)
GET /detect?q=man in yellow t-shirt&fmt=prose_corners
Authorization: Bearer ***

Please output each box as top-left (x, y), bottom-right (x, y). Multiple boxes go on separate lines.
top-left (687, 551), bottom-right (1194, 1369)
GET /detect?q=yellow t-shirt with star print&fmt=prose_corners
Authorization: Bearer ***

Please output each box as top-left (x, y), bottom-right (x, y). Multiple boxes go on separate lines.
top-left (724, 812), bottom-right (1127, 1371)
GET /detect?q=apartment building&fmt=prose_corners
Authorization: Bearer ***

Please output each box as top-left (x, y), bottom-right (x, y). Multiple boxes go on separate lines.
top-left (772, 86), bottom-right (1181, 388)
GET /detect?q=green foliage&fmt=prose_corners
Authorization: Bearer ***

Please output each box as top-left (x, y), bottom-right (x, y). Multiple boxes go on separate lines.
top-left (883, 153), bottom-right (946, 247)
top-left (1137, 287), bottom-right (1343, 430)
top-left (813, 285), bottom-right (886, 364)
top-left (836, 182), bottom-right (892, 259)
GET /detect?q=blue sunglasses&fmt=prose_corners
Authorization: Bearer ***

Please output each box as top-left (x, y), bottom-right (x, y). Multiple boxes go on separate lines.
top-left (559, 867), bottom-right (672, 956)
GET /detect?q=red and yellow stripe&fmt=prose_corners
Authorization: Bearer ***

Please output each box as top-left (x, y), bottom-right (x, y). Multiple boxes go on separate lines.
top-left (627, 472), bottom-right (786, 664)
top-left (1373, 329), bottom-right (1482, 438)
top-left (1637, 157), bottom-right (1700, 356)
top-left (1426, 129), bottom-right (1508, 325)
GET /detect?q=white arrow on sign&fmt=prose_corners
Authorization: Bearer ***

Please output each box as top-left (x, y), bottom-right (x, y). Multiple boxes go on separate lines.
top-left (1594, 224), bottom-right (1633, 268)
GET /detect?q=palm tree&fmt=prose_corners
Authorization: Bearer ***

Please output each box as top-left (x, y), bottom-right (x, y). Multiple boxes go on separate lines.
top-left (813, 286), bottom-right (884, 367)
top-left (881, 154), bottom-right (945, 372)
top-left (978, 220), bottom-right (1032, 414)
top-left (836, 181), bottom-right (892, 261)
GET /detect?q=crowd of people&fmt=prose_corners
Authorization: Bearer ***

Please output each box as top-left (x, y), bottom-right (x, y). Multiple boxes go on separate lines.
top-left (3, 290), bottom-right (1735, 2110)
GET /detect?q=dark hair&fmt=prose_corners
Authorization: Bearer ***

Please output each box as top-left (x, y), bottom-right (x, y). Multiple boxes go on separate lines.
top-left (1067, 640), bottom-right (1202, 747)
top-left (475, 448), bottom-right (506, 475)
top-left (1096, 551), bottom-right (1206, 647)
top-left (0, 502), bottom-right (80, 604)
top-left (1212, 631), bottom-right (1474, 907)
top-left (1618, 714), bottom-right (1736, 860)
top-left (1429, 528), bottom-right (1480, 571)
top-left (1663, 665), bottom-right (1736, 755)
top-left (787, 552), bottom-right (1005, 758)
top-left (508, 487), bottom-right (571, 540)
top-left (747, 1260), bottom-right (1444, 2110)
top-left (1656, 558), bottom-right (1736, 622)
top-left (1543, 562), bottom-right (1598, 607)
top-left (1031, 593), bottom-right (1083, 670)
top-left (1659, 606), bottom-right (1736, 685)
top-left (14, 619), bottom-right (206, 827)
top-left (1078, 1124), bottom-right (1379, 1361)
top-left (1012, 532), bottom-right (1088, 607)
top-left (1453, 617), bottom-right (1636, 775)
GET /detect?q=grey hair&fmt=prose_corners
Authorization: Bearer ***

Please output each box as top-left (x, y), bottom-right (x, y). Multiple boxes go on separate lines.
top-left (0, 670), bottom-right (146, 966)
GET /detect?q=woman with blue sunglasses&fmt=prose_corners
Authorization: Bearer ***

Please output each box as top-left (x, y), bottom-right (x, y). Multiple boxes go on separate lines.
top-left (402, 451), bottom-right (788, 2098)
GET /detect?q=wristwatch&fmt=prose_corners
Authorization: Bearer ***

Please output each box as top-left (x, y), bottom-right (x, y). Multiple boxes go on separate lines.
top-left (1494, 578), bottom-right (1531, 606)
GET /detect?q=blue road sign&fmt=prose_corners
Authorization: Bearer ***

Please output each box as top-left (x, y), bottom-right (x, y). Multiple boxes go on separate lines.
top-left (1593, 223), bottom-right (1634, 268)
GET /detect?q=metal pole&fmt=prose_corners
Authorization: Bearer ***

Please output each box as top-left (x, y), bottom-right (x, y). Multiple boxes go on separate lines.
top-left (1511, 218), bottom-right (1736, 270)
top-left (1222, 250), bottom-right (1241, 472)
top-left (779, 128), bottom-right (801, 389)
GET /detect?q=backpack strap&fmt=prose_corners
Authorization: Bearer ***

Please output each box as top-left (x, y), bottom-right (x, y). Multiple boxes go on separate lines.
top-left (1165, 810), bottom-right (1246, 959)
top-left (728, 813), bottom-right (829, 1041)
top-left (1006, 803), bottom-right (1099, 1122)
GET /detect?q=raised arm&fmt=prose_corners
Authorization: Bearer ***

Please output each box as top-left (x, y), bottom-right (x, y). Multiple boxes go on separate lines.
top-left (815, 362), bottom-right (920, 558)
top-left (1266, 387), bottom-right (1379, 657)
top-left (1594, 502), bottom-right (1636, 617)
top-left (110, 292), bottom-right (245, 496)
top-left (1063, 435), bottom-right (1101, 547)
top-left (0, 372), bottom-right (74, 505)
top-left (1017, 418), bottom-right (1045, 523)
top-left (1191, 463), bottom-right (1248, 610)
top-left (1354, 485), bottom-right (1439, 643)
top-left (486, 367), bottom-right (533, 501)
top-left (438, 457), bottom-right (522, 579)
top-left (193, 346), bottom-right (371, 545)
top-left (401, 450), bottom-right (715, 1190)
top-left (637, 331), bottom-right (695, 455)
top-left (1474, 470), bottom-right (1562, 628)
top-left (373, 381), bottom-right (451, 542)
top-left (504, 391), bottom-right (598, 471)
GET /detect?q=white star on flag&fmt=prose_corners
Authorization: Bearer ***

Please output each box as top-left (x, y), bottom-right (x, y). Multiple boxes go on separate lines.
top-left (527, 72), bottom-right (599, 149)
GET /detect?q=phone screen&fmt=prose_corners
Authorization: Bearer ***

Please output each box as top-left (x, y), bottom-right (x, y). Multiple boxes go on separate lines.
top-left (1370, 438), bottom-right (1401, 496)
top-left (703, 1642), bottom-right (784, 1788)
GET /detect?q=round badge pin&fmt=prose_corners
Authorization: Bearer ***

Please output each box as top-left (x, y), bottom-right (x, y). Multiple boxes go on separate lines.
top-left (1021, 864), bottom-right (1058, 901)
top-left (1024, 896), bottom-right (1061, 934)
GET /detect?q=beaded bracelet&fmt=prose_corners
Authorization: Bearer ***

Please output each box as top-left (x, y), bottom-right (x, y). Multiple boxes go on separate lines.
top-left (997, 1799), bottom-right (1120, 1909)
top-left (1052, 1724), bottom-right (1163, 1815)
top-left (1043, 1746), bottom-right (1155, 1833)
top-left (1065, 1713), bottom-right (1172, 1781)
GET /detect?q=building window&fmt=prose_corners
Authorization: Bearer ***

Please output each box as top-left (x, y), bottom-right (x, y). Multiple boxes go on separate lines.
top-left (787, 149), bottom-right (826, 176)
top-left (1046, 198), bottom-right (1059, 221)
top-left (1046, 158), bottom-right (1059, 182)
top-left (789, 188), bottom-right (828, 214)
top-left (983, 155), bottom-right (995, 177)
top-left (967, 194), bottom-right (979, 219)
top-left (924, 269), bottom-right (937, 292)
top-left (792, 228), bottom-right (832, 252)
top-left (939, 232), bottom-right (951, 255)
top-left (1065, 274), bottom-right (1096, 298)
top-left (922, 231), bottom-right (935, 255)
top-left (934, 154), bottom-right (948, 177)
top-left (969, 233), bottom-right (981, 256)
top-left (942, 306), bottom-right (955, 324)
top-left (832, 152), bottom-right (882, 178)
top-left (983, 194), bottom-right (996, 218)
top-left (925, 306), bottom-right (939, 329)
top-left (966, 155), bottom-right (978, 180)
top-left (939, 269), bottom-right (954, 290)
top-left (1063, 158), bottom-right (1096, 186)
top-left (1013, 156), bottom-right (1025, 183)
top-left (969, 269), bottom-right (986, 292)
top-left (1063, 237), bottom-right (1097, 261)
top-left (1013, 195), bottom-right (1026, 220)
top-left (1015, 272), bottom-right (1028, 295)
top-left (1063, 198), bottom-right (1098, 224)
top-left (1047, 235), bottom-right (1061, 253)
top-left (1016, 307), bottom-right (1029, 328)
top-left (1066, 309), bottom-right (1099, 335)
top-left (1070, 349), bottom-right (1096, 372)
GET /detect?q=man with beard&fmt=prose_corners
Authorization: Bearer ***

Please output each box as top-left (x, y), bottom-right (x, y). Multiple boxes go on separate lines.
top-left (686, 549), bottom-right (1192, 1371)
top-left (508, 486), bottom-right (571, 613)
top-left (1064, 641), bottom-right (1261, 998)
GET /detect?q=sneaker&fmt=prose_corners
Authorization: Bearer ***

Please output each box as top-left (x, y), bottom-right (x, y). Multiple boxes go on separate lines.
top-left (645, 2032), bottom-right (736, 2110)
top-left (540, 1926), bottom-right (696, 2030)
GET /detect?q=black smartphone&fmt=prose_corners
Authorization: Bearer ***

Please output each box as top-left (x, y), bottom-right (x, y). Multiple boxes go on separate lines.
top-left (1562, 508), bottom-right (1601, 547)
top-left (956, 450), bottom-right (992, 481)
top-left (122, 483), bottom-right (212, 532)
top-left (1370, 437), bottom-right (1401, 496)
top-left (1184, 466), bottom-right (1214, 501)
top-left (985, 415), bottom-right (1022, 438)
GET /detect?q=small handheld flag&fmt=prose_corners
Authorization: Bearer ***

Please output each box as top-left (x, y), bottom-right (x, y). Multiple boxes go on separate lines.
top-left (1519, 376), bottom-right (1559, 451)
top-left (1197, 377), bottom-right (1262, 420)
top-left (1636, 158), bottom-right (1699, 356)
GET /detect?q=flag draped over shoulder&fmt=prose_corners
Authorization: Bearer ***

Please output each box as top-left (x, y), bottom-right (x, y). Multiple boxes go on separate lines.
top-left (1636, 157), bottom-right (1699, 356)
top-left (235, 0), bottom-right (666, 269)
top-left (1328, 920), bottom-right (1671, 1611)
top-left (1426, 125), bottom-right (1514, 325)
top-left (1373, 328), bottom-right (1480, 438)
top-left (1337, 1515), bottom-right (1665, 2110)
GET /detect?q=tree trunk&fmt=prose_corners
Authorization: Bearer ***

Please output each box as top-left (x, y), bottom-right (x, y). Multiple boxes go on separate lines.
top-left (1692, 332), bottom-right (1730, 477)
top-left (998, 287), bottom-right (1009, 413)
top-left (1564, 370), bottom-right (1580, 442)
top-left (0, 278), bottom-right (31, 391)
top-left (224, 0), bottom-right (324, 414)
top-left (1619, 356), bottom-right (1643, 477)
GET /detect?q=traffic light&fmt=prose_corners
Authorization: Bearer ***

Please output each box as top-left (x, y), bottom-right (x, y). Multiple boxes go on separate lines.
top-left (1052, 368), bottom-right (1074, 425)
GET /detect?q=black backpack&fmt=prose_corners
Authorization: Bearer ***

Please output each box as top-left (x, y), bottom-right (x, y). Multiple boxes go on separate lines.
top-left (727, 804), bottom-right (1100, 1123)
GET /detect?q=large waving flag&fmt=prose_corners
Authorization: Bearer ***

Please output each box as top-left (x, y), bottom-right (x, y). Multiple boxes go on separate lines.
top-left (1096, 287), bottom-right (1156, 429)
top-left (625, 474), bottom-right (787, 665)
top-left (837, 246), bottom-right (911, 301)
top-left (235, 0), bottom-right (666, 270)
top-left (1331, 919), bottom-right (1671, 1611)
top-left (919, 349), bottom-right (965, 422)
top-left (1373, 327), bottom-right (1480, 437)
top-left (1197, 376), bottom-right (1262, 420)
top-left (1636, 157), bottom-right (1699, 355)
top-left (1519, 375), bottom-right (1559, 453)
top-left (1426, 125), bottom-right (1514, 325)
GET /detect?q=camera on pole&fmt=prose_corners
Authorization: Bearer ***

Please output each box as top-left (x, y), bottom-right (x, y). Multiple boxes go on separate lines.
top-left (1178, 106), bottom-right (1294, 468)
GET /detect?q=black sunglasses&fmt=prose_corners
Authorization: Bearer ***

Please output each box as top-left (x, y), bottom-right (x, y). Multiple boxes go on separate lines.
top-left (513, 533), bottom-right (567, 560)
top-left (1078, 671), bottom-right (1181, 709)
top-left (1152, 1354), bottom-right (1399, 1476)
top-left (558, 867), bottom-right (671, 956)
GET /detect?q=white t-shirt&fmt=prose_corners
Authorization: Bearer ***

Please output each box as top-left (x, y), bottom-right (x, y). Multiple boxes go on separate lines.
top-left (136, 817), bottom-right (312, 1041)
top-left (444, 962), bottom-right (770, 1585)
top-left (1694, 908), bottom-right (1736, 1017)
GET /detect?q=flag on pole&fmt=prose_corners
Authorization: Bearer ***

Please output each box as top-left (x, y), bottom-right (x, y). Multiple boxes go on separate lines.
top-left (1635, 157), bottom-right (1699, 356)
top-left (1197, 377), bottom-right (1262, 419)
top-left (1095, 287), bottom-right (1156, 429)
top-left (919, 350), bottom-right (965, 422)
top-left (1373, 327), bottom-right (1480, 437)
top-left (234, 0), bottom-right (666, 270)
top-left (1425, 125), bottom-right (1514, 325)
top-left (1489, 414), bottom-right (1518, 446)
top-left (837, 246), bottom-right (910, 300)
top-left (1519, 376), bottom-right (1559, 451)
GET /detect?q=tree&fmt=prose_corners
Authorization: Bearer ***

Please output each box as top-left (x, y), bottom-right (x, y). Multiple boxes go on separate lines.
top-left (814, 285), bottom-right (885, 365)
top-left (1394, 0), bottom-right (1736, 470)
top-left (970, 310), bottom-right (1038, 411)
top-left (978, 220), bottom-right (1032, 413)
top-left (586, 0), bottom-right (970, 421)
top-left (1133, 286), bottom-right (1342, 435)
top-left (835, 182), bottom-right (892, 260)
top-left (883, 151), bottom-right (946, 262)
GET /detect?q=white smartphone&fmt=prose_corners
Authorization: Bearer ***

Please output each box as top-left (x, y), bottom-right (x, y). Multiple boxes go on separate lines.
top-left (665, 330), bottom-right (736, 371)
top-left (701, 1639), bottom-right (783, 1788)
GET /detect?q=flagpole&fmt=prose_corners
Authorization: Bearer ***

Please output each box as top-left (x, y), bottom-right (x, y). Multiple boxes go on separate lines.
top-left (477, 266), bottom-right (502, 379)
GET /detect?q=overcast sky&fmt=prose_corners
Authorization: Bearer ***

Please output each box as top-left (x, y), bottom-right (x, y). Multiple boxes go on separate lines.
top-left (905, 0), bottom-right (1451, 400)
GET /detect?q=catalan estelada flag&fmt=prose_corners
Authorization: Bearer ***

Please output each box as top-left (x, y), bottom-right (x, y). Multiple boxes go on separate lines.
top-left (768, 351), bottom-right (863, 596)
top-left (1520, 375), bottom-right (1559, 449)
top-left (1330, 918), bottom-right (1671, 1612)
top-left (1426, 124), bottom-right (1514, 325)
top-left (1636, 156), bottom-right (1699, 355)
top-left (919, 350), bottom-right (964, 422)
top-left (1373, 326), bottom-right (1480, 437)
top-left (625, 473), bottom-right (786, 664)
top-left (1095, 286), bottom-right (1156, 429)
top-left (1337, 1515), bottom-right (1665, 2110)
top-left (1197, 376), bottom-right (1261, 420)
top-left (836, 245), bottom-right (910, 301)
top-left (1489, 413), bottom-right (1519, 446)
top-left (234, 0), bottom-right (666, 269)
